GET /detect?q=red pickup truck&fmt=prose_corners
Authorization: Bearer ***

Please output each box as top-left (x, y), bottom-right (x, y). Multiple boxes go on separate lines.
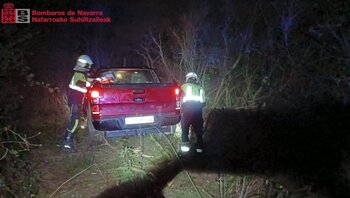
top-left (85, 67), bottom-right (181, 141)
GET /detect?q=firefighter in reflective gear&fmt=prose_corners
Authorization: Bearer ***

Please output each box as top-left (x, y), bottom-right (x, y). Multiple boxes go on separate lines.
top-left (180, 72), bottom-right (206, 153)
top-left (63, 55), bottom-right (93, 150)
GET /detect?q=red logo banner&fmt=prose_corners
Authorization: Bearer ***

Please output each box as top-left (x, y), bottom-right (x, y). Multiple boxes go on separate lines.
top-left (1, 2), bottom-right (16, 23)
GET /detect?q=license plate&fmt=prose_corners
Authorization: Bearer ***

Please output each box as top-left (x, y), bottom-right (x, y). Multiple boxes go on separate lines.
top-left (125, 116), bottom-right (154, 125)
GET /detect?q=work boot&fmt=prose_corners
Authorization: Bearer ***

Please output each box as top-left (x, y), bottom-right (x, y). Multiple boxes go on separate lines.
top-left (179, 142), bottom-right (193, 161)
top-left (196, 147), bottom-right (203, 153)
top-left (180, 142), bottom-right (191, 153)
top-left (196, 142), bottom-right (204, 153)
top-left (63, 130), bottom-right (75, 150)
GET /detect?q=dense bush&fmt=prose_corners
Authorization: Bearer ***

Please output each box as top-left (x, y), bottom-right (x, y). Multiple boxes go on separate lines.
top-left (0, 25), bottom-right (40, 197)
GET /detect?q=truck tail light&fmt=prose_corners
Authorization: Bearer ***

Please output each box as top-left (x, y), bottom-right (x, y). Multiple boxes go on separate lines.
top-left (91, 90), bottom-right (100, 98)
top-left (90, 90), bottom-right (100, 104)
top-left (176, 101), bottom-right (181, 110)
top-left (175, 88), bottom-right (180, 96)
top-left (175, 87), bottom-right (181, 110)
top-left (91, 105), bottom-right (100, 115)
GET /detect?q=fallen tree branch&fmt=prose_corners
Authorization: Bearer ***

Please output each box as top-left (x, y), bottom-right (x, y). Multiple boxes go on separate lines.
top-left (49, 163), bottom-right (97, 198)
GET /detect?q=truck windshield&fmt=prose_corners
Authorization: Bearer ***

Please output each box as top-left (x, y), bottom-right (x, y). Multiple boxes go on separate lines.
top-left (99, 69), bottom-right (155, 84)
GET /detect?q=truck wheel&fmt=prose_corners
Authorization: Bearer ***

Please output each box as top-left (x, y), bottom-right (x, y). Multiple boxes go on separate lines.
top-left (87, 104), bottom-right (104, 145)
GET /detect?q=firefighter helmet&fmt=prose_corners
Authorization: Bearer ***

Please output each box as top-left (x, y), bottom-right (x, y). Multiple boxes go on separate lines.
top-left (185, 72), bottom-right (198, 83)
top-left (74, 55), bottom-right (93, 72)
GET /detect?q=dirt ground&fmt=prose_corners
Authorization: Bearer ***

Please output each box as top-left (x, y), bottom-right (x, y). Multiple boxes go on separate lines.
top-left (31, 126), bottom-right (221, 198)
top-left (30, 103), bottom-right (350, 197)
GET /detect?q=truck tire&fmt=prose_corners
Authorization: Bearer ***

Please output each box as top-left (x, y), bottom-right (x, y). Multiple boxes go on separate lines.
top-left (87, 104), bottom-right (104, 145)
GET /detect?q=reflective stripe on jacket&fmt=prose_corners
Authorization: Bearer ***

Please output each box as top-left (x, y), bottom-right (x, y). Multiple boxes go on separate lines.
top-left (181, 83), bottom-right (205, 103)
top-left (69, 72), bottom-right (88, 93)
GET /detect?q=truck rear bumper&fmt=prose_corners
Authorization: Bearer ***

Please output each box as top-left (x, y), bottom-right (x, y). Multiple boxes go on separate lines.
top-left (92, 112), bottom-right (180, 131)
top-left (104, 125), bottom-right (176, 138)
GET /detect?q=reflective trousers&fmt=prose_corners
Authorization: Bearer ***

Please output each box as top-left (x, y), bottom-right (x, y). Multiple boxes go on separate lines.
top-left (66, 104), bottom-right (81, 134)
top-left (181, 102), bottom-right (204, 147)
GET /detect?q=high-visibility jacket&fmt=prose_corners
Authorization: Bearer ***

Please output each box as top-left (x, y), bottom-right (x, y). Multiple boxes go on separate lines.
top-left (68, 72), bottom-right (90, 104)
top-left (181, 83), bottom-right (206, 103)
top-left (69, 72), bottom-right (90, 93)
